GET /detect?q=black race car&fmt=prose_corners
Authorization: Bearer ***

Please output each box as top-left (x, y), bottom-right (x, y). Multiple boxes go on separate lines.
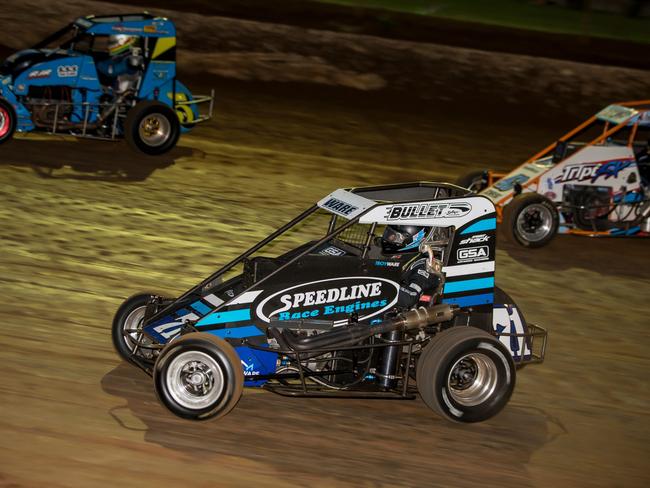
top-left (112, 182), bottom-right (547, 423)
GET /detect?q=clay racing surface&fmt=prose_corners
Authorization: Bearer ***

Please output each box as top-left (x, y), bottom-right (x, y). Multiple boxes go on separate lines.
top-left (0, 1), bottom-right (649, 487)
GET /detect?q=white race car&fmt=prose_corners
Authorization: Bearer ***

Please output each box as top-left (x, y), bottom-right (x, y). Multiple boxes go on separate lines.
top-left (458, 101), bottom-right (650, 247)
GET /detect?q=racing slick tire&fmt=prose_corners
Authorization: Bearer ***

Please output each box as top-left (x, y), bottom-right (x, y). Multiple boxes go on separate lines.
top-left (125, 101), bottom-right (180, 156)
top-left (153, 333), bottom-right (244, 421)
top-left (502, 193), bottom-right (559, 248)
top-left (455, 170), bottom-right (488, 193)
top-left (0, 98), bottom-right (17, 145)
top-left (112, 293), bottom-right (158, 363)
top-left (417, 326), bottom-right (516, 423)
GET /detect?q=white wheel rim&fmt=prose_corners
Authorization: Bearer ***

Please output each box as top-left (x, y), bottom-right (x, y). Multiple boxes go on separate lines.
top-left (122, 306), bottom-right (146, 352)
top-left (166, 351), bottom-right (225, 410)
top-left (447, 352), bottom-right (498, 407)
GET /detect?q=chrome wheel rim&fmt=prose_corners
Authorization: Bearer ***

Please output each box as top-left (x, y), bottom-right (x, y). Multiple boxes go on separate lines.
top-left (515, 203), bottom-right (553, 242)
top-left (166, 351), bottom-right (224, 410)
top-left (447, 352), bottom-right (498, 407)
top-left (139, 114), bottom-right (171, 147)
top-left (122, 306), bottom-right (146, 352)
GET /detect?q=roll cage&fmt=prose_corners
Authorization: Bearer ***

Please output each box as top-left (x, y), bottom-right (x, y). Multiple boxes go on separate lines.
top-left (145, 182), bottom-right (477, 326)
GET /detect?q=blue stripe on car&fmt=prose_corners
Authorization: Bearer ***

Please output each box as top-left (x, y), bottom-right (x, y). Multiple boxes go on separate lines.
top-left (190, 300), bottom-right (212, 315)
top-left (443, 277), bottom-right (494, 294)
top-left (443, 293), bottom-right (494, 307)
top-left (196, 309), bottom-right (251, 326)
top-left (461, 218), bottom-right (496, 235)
top-left (207, 325), bottom-right (264, 339)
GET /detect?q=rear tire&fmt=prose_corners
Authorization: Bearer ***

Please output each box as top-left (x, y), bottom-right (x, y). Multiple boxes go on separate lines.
top-left (456, 170), bottom-right (488, 192)
top-left (502, 193), bottom-right (559, 248)
top-left (112, 293), bottom-right (156, 363)
top-left (417, 327), bottom-right (515, 423)
top-left (154, 333), bottom-right (244, 421)
top-left (0, 98), bottom-right (17, 144)
top-left (125, 101), bottom-right (180, 155)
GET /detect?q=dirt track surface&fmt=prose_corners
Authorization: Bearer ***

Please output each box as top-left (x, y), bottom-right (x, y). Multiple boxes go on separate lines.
top-left (1, 0), bottom-right (650, 112)
top-left (0, 79), bottom-right (649, 488)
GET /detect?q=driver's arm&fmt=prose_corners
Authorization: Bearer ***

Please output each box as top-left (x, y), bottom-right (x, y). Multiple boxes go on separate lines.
top-left (396, 258), bottom-right (440, 308)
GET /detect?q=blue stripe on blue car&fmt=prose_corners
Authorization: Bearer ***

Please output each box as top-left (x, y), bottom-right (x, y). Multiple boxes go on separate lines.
top-left (174, 308), bottom-right (191, 317)
top-left (443, 277), bottom-right (494, 294)
top-left (190, 300), bottom-right (212, 315)
top-left (196, 308), bottom-right (251, 326)
top-left (443, 293), bottom-right (494, 308)
top-left (208, 325), bottom-right (265, 339)
top-left (461, 218), bottom-right (496, 235)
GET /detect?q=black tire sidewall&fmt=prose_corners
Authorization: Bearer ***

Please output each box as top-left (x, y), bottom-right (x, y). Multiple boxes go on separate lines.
top-left (503, 194), bottom-right (559, 248)
top-left (125, 101), bottom-right (180, 156)
top-left (0, 98), bottom-right (17, 144)
top-left (111, 293), bottom-right (154, 363)
top-left (432, 337), bottom-right (515, 423)
top-left (153, 336), bottom-right (242, 421)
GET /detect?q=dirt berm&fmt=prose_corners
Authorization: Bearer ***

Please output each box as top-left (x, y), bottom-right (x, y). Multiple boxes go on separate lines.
top-left (1, 0), bottom-right (649, 115)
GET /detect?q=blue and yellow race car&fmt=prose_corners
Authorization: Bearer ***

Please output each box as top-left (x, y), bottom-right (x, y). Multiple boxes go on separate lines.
top-left (0, 13), bottom-right (212, 155)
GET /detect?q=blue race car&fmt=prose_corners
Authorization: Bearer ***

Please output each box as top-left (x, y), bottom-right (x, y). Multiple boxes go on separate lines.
top-left (112, 182), bottom-right (547, 423)
top-left (0, 13), bottom-right (213, 155)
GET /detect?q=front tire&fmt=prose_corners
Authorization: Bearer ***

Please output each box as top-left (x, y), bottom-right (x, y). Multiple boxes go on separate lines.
top-left (417, 327), bottom-right (516, 423)
top-left (125, 101), bottom-right (180, 155)
top-left (502, 193), bottom-right (559, 248)
top-left (153, 333), bottom-right (244, 421)
top-left (0, 98), bottom-right (17, 145)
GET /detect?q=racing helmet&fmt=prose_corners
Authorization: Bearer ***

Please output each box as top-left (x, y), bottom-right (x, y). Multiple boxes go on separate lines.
top-left (381, 225), bottom-right (427, 253)
top-left (108, 35), bottom-right (137, 56)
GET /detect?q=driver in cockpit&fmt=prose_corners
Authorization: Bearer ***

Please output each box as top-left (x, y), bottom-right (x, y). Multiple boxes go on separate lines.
top-left (380, 225), bottom-right (447, 309)
top-left (96, 34), bottom-right (143, 94)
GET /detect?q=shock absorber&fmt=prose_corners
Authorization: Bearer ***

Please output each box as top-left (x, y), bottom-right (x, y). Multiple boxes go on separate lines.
top-left (378, 329), bottom-right (403, 390)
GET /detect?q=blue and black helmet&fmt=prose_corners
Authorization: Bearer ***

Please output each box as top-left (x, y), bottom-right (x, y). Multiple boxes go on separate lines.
top-left (381, 225), bottom-right (426, 253)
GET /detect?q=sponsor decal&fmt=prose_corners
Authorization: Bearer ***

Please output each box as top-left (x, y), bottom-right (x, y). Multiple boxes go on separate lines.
top-left (459, 234), bottom-right (489, 245)
top-left (28, 69), bottom-right (52, 79)
top-left (374, 260), bottom-right (400, 267)
top-left (57, 65), bottom-right (78, 78)
top-left (113, 24), bottom-right (143, 33)
top-left (493, 174), bottom-right (529, 191)
top-left (255, 277), bottom-right (399, 325)
top-left (241, 359), bottom-right (260, 376)
top-left (493, 304), bottom-right (531, 360)
top-left (482, 188), bottom-right (501, 200)
top-left (225, 289), bottom-right (235, 298)
top-left (554, 159), bottom-right (634, 184)
top-left (319, 246), bottom-right (346, 257)
top-left (457, 245), bottom-right (489, 263)
top-left (321, 197), bottom-right (358, 217)
top-left (385, 202), bottom-right (472, 221)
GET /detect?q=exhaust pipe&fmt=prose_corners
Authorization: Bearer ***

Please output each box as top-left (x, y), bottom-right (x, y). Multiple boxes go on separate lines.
top-left (269, 304), bottom-right (458, 352)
